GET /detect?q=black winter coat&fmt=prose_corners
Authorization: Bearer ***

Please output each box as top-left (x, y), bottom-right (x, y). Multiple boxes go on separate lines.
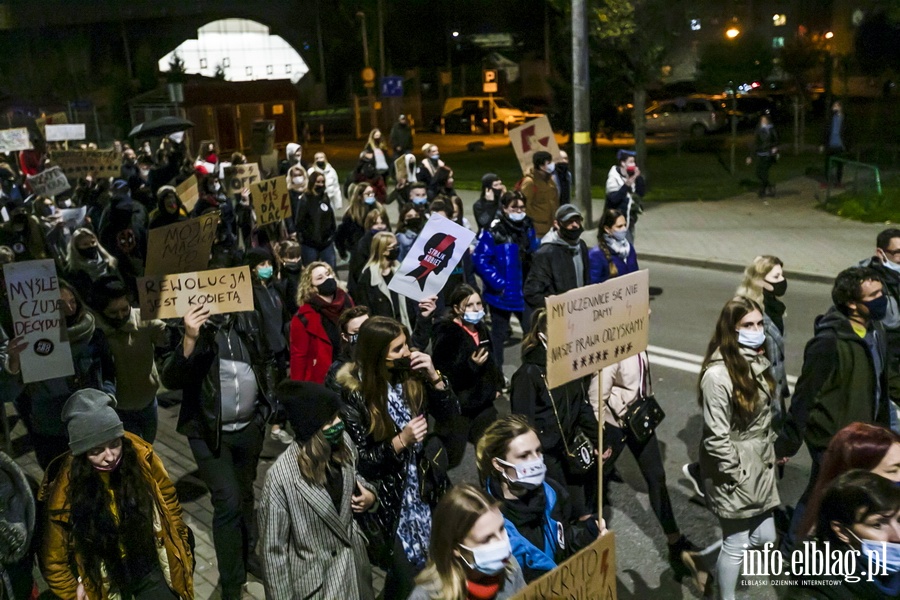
top-left (523, 239), bottom-right (590, 310)
top-left (431, 319), bottom-right (502, 414)
top-left (293, 191), bottom-right (336, 249)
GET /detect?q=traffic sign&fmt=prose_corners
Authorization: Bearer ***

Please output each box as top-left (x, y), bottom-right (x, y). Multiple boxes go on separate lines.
top-left (381, 76), bottom-right (404, 98)
top-left (483, 69), bottom-right (498, 93)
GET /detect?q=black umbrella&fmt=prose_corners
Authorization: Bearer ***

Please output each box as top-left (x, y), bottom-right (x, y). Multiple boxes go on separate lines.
top-left (129, 116), bottom-right (194, 138)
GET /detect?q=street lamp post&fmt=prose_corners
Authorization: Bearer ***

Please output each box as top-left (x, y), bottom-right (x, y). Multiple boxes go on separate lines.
top-left (572, 0), bottom-right (592, 227)
top-left (357, 12), bottom-right (377, 130)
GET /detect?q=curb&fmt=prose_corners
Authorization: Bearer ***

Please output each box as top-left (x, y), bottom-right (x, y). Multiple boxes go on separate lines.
top-left (640, 253), bottom-right (835, 285)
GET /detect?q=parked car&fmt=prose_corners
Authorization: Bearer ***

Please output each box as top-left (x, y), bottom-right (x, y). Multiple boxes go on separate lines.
top-left (711, 94), bottom-right (779, 130)
top-left (643, 96), bottom-right (726, 136)
top-left (442, 96), bottom-right (542, 127)
top-left (430, 107), bottom-right (504, 134)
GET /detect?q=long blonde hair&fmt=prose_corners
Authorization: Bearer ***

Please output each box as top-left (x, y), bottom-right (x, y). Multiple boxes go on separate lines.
top-left (296, 261), bottom-right (340, 306)
top-left (414, 485), bottom-right (507, 600)
top-left (364, 231), bottom-right (398, 273)
top-left (736, 255), bottom-right (783, 305)
top-left (347, 184), bottom-right (386, 225)
top-left (366, 128), bottom-right (387, 151)
top-left (65, 228), bottom-right (117, 271)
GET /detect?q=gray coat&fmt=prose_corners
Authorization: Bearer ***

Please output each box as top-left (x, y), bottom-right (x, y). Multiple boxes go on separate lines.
top-left (699, 347), bottom-right (780, 520)
top-left (764, 313), bottom-right (790, 429)
top-left (407, 560), bottom-right (527, 600)
top-left (258, 435), bottom-right (375, 600)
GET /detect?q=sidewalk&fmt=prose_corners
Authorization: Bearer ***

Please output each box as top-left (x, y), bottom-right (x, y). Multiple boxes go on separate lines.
top-left (458, 176), bottom-right (884, 283)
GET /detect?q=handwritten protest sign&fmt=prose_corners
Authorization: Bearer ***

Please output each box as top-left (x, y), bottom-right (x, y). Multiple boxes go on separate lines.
top-left (511, 532), bottom-right (617, 600)
top-left (51, 149), bottom-right (120, 180)
top-left (388, 214), bottom-right (476, 302)
top-left (223, 163), bottom-right (260, 194)
top-left (394, 154), bottom-right (416, 183)
top-left (0, 128), bottom-right (33, 153)
top-left (175, 175), bottom-right (200, 212)
top-left (144, 213), bottom-right (218, 276)
top-left (545, 270), bottom-right (649, 389)
top-left (57, 206), bottom-right (87, 230)
top-left (250, 177), bottom-right (291, 226)
top-left (508, 116), bottom-right (561, 174)
top-left (44, 124), bottom-right (86, 142)
top-left (3, 260), bottom-right (74, 384)
top-left (27, 167), bottom-right (71, 197)
top-left (138, 266), bottom-right (253, 320)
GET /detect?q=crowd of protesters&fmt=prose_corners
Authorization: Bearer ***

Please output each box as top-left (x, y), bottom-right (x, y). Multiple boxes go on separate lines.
top-left (0, 109), bottom-right (897, 600)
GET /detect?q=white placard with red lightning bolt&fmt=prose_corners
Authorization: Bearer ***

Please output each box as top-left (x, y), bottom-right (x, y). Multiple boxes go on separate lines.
top-left (508, 116), bottom-right (562, 174)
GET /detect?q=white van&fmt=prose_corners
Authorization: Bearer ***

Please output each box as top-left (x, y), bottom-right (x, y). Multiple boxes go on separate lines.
top-left (441, 96), bottom-right (542, 126)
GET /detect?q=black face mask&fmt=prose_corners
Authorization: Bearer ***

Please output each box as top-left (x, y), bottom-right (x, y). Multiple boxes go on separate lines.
top-left (388, 356), bottom-right (412, 380)
top-left (77, 246), bottom-right (99, 260)
top-left (316, 161), bottom-right (326, 169)
top-left (317, 277), bottom-right (338, 297)
top-left (406, 217), bottom-right (422, 231)
top-left (106, 313), bottom-right (131, 329)
top-left (769, 279), bottom-right (787, 297)
top-left (314, 184), bottom-right (325, 193)
top-left (386, 247), bottom-right (400, 261)
top-left (559, 225), bottom-right (583, 242)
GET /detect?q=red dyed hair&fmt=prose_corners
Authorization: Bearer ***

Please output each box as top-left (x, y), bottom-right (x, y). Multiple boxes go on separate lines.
top-left (799, 422), bottom-right (900, 537)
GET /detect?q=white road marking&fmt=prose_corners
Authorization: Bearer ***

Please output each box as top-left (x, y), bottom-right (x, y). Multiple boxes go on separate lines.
top-left (648, 344), bottom-right (798, 386)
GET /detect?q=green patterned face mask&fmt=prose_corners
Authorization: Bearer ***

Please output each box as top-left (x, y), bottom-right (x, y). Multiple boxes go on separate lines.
top-left (322, 422), bottom-right (345, 446)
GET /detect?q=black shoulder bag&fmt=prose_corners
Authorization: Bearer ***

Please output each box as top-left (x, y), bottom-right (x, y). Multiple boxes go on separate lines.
top-left (621, 353), bottom-right (665, 445)
top-left (542, 374), bottom-right (596, 475)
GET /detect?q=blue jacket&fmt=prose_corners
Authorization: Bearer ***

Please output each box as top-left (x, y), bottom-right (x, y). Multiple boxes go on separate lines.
top-left (588, 243), bottom-right (639, 284)
top-left (489, 481), bottom-right (560, 575)
top-left (473, 216), bottom-right (539, 312)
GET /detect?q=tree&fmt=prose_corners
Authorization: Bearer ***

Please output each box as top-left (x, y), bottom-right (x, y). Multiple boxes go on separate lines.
top-left (696, 33), bottom-right (774, 91)
top-left (778, 34), bottom-right (821, 154)
top-left (855, 11), bottom-right (900, 76)
top-left (164, 53), bottom-right (186, 84)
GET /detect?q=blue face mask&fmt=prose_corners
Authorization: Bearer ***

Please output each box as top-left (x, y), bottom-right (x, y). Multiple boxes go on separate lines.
top-left (851, 531), bottom-right (900, 574)
top-left (257, 266), bottom-right (274, 280)
top-left (608, 229), bottom-right (628, 241)
top-left (545, 162), bottom-right (556, 174)
top-left (412, 196), bottom-right (428, 206)
top-left (508, 212), bottom-right (526, 222)
top-left (459, 538), bottom-right (512, 576)
top-left (431, 154), bottom-right (440, 161)
top-left (364, 196), bottom-right (376, 206)
top-left (463, 310), bottom-right (485, 324)
top-left (737, 328), bottom-right (766, 349)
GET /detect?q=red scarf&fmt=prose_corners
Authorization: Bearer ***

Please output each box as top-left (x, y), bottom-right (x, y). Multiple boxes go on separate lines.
top-left (308, 289), bottom-right (351, 326)
top-left (466, 575), bottom-right (501, 600)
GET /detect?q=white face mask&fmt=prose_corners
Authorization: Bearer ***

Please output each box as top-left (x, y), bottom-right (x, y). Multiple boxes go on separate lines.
top-left (292, 177), bottom-right (304, 186)
top-left (459, 538), bottom-right (512, 575)
top-left (496, 456), bottom-right (546, 489)
top-left (737, 328), bottom-right (766, 349)
top-left (881, 251), bottom-right (900, 274)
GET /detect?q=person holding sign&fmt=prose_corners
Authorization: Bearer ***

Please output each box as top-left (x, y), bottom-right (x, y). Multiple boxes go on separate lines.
top-left (356, 232), bottom-right (420, 334)
top-left (39, 389), bottom-right (193, 600)
top-left (289, 261), bottom-right (354, 384)
top-left (293, 171), bottom-right (337, 268)
top-left (409, 484), bottom-right (526, 600)
top-left (148, 185), bottom-right (189, 229)
top-left (161, 305), bottom-right (276, 600)
top-left (336, 316), bottom-right (458, 600)
top-left (432, 285), bottom-right (503, 470)
top-left (475, 415), bottom-right (601, 583)
top-left (699, 297), bottom-right (781, 600)
top-left (5, 281), bottom-right (116, 470)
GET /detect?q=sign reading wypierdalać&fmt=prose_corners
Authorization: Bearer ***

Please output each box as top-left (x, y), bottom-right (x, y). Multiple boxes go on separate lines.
top-left (175, 175), bottom-right (200, 212)
top-left (508, 116), bottom-right (561, 175)
top-left (0, 128), bottom-right (33, 153)
top-left (250, 177), bottom-right (291, 226)
top-left (545, 269), bottom-right (649, 389)
top-left (387, 214), bottom-right (476, 302)
top-left (3, 259), bottom-right (74, 384)
top-left (51, 149), bottom-right (120, 180)
top-left (510, 532), bottom-right (617, 600)
top-left (27, 167), bottom-right (71, 197)
top-left (223, 163), bottom-right (260, 195)
top-left (138, 266), bottom-right (253, 320)
top-left (144, 212), bottom-right (219, 276)
top-left (44, 124), bottom-right (86, 142)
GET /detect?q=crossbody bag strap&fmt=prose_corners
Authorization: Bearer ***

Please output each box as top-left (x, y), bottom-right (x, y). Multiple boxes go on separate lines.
top-left (541, 374), bottom-right (572, 457)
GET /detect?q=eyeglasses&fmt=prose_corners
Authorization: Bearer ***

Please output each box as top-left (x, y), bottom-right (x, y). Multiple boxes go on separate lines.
top-left (507, 205), bottom-right (526, 212)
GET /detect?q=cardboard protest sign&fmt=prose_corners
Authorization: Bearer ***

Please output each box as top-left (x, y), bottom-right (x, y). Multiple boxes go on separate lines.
top-left (27, 167), bottom-right (71, 197)
top-left (138, 266), bottom-right (253, 320)
top-left (3, 260), bottom-right (74, 384)
top-left (51, 149), bottom-right (120, 180)
top-left (511, 532), bottom-right (617, 600)
top-left (545, 269), bottom-right (649, 389)
top-left (387, 214), bottom-right (476, 302)
top-left (175, 175), bottom-right (200, 212)
top-left (508, 116), bottom-right (561, 174)
top-left (57, 206), bottom-right (87, 230)
top-left (44, 124), bottom-right (86, 142)
top-left (250, 177), bottom-right (291, 226)
top-left (223, 163), bottom-right (260, 195)
top-left (144, 213), bottom-right (218, 276)
top-left (0, 128), bottom-right (33, 153)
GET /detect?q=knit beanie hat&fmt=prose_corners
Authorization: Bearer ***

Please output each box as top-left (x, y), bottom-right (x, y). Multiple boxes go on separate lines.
top-left (481, 173), bottom-right (499, 193)
top-left (277, 380), bottom-right (341, 443)
top-left (62, 389), bottom-right (124, 456)
top-left (245, 247), bottom-right (273, 270)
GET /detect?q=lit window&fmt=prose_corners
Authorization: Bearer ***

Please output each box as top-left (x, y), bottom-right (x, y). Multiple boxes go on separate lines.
top-left (223, 57), bottom-right (230, 67)
top-left (199, 58), bottom-right (207, 68)
top-left (246, 66), bottom-right (253, 76)
top-left (266, 65), bottom-right (273, 75)
top-left (773, 14), bottom-right (787, 26)
top-left (690, 19), bottom-right (701, 31)
top-left (772, 37), bottom-right (785, 48)
top-left (286, 64), bottom-right (291, 73)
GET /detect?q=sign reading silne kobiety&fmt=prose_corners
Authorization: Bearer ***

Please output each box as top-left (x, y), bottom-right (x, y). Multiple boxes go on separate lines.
top-left (250, 177), bottom-right (291, 226)
top-left (3, 260), bottom-right (74, 384)
top-left (545, 269), bottom-right (650, 389)
top-left (138, 266), bottom-right (254, 320)
top-left (387, 214), bottom-right (476, 302)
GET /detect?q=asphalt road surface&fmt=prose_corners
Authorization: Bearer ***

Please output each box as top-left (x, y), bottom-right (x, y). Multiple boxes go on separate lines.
top-left (446, 259), bottom-right (833, 599)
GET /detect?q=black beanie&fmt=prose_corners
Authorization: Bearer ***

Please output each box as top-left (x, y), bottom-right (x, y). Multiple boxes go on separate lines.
top-left (277, 380), bottom-right (341, 443)
top-left (245, 247), bottom-right (273, 270)
top-left (481, 173), bottom-right (499, 192)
